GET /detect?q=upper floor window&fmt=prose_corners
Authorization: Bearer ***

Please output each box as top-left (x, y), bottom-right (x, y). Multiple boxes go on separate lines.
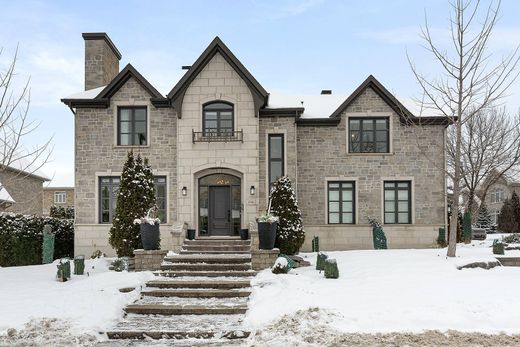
top-left (118, 107), bottom-right (147, 146)
top-left (492, 189), bottom-right (505, 203)
top-left (268, 134), bottom-right (284, 190)
top-left (384, 181), bottom-right (411, 224)
top-left (203, 101), bottom-right (234, 136)
top-left (54, 192), bottom-right (66, 204)
top-left (349, 118), bottom-right (389, 153)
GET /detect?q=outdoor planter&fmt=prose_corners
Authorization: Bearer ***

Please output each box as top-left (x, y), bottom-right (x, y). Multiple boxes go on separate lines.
top-left (258, 222), bottom-right (277, 249)
top-left (240, 228), bottom-right (249, 240)
top-left (187, 229), bottom-right (196, 240)
top-left (140, 223), bottom-right (160, 250)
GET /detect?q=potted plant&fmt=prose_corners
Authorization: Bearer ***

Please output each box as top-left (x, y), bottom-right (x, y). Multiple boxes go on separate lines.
top-left (134, 206), bottom-right (161, 250)
top-left (257, 212), bottom-right (278, 249)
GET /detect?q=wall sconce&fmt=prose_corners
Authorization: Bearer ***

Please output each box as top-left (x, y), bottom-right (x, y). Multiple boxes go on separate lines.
top-left (250, 185), bottom-right (256, 195)
top-left (181, 186), bottom-right (187, 196)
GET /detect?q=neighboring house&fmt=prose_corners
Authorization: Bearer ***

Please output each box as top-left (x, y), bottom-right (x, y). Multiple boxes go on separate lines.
top-left (62, 33), bottom-right (449, 257)
top-left (483, 176), bottom-right (520, 224)
top-left (42, 187), bottom-right (75, 215)
top-left (0, 165), bottom-right (50, 215)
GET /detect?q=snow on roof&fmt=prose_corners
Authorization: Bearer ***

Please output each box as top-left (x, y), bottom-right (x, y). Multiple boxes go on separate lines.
top-left (64, 85), bottom-right (106, 100)
top-left (0, 183), bottom-right (15, 204)
top-left (267, 91), bottom-right (443, 119)
top-left (4, 157), bottom-right (51, 181)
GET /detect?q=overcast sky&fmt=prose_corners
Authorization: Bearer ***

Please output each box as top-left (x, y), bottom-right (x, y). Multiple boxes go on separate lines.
top-left (1, 0), bottom-right (520, 187)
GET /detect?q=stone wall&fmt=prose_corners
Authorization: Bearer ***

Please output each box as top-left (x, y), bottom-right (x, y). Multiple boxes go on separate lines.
top-left (296, 87), bottom-right (446, 249)
top-left (251, 248), bottom-right (279, 270)
top-left (74, 76), bottom-right (177, 257)
top-left (0, 168), bottom-right (45, 215)
top-left (42, 188), bottom-right (74, 215)
top-left (133, 249), bottom-right (168, 271)
top-left (177, 52), bottom-right (260, 235)
top-left (84, 36), bottom-right (119, 90)
top-left (258, 116), bottom-right (298, 211)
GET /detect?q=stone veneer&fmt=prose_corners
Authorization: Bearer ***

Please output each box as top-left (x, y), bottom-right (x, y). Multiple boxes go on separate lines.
top-left (0, 168), bottom-right (45, 215)
top-left (251, 248), bottom-right (280, 270)
top-left (297, 87), bottom-right (446, 250)
top-left (84, 36), bottom-right (119, 90)
top-left (133, 249), bottom-right (168, 271)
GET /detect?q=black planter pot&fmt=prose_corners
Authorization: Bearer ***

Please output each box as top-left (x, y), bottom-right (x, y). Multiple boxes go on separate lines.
top-left (187, 229), bottom-right (196, 240)
top-left (258, 222), bottom-right (277, 250)
top-left (240, 228), bottom-right (249, 240)
top-left (140, 223), bottom-right (160, 250)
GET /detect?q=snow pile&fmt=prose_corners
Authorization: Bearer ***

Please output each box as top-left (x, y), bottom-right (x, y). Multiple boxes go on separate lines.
top-left (0, 257), bottom-right (154, 336)
top-left (246, 245), bottom-right (520, 334)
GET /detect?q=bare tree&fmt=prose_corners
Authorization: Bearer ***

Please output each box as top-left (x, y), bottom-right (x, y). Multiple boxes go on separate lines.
top-left (447, 106), bottom-right (520, 217)
top-left (408, 0), bottom-right (520, 257)
top-left (0, 46), bottom-right (52, 209)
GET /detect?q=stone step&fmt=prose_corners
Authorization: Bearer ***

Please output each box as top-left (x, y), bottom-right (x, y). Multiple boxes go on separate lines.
top-left (138, 295), bottom-right (249, 306)
top-left (154, 270), bottom-right (257, 277)
top-left (182, 244), bottom-right (251, 252)
top-left (161, 262), bottom-right (251, 271)
top-left (496, 257), bottom-right (520, 266)
top-left (184, 239), bottom-right (251, 246)
top-left (124, 304), bottom-right (248, 315)
top-left (164, 254), bottom-right (252, 264)
top-left (142, 289), bottom-right (251, 298)
top-left (180, 249), bottom-right (251, 254)
top-left (147, 280), bottom-right (250, 289)
top-left (106, 330), bottom-right (251, 340)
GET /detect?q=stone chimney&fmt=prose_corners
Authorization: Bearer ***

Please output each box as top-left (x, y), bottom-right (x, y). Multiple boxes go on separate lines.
top-left (82, 33), bottom-right (122, 90)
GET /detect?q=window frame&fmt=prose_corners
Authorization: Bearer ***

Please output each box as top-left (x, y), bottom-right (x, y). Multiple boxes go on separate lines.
top-left (327, 181), bottom-right (356, 224)
top-left (383, 180), bottom-right (412, 224)
top-left (54, 191), bottom-right (66, 204)
top-left (154, 176), bottom-right (167, 223)
top-left (98, 177), bottom-right (120, 224)
top-left (348, 117), bottom-right (390, 153)
top-left (117, 106), bottom-right (148, 146)
top-left (268, 134), bottom-right (285, 190)
top-left (493, 189), bottom-right (504, 203)
top-left (202, 101), bottom-right (234, 136)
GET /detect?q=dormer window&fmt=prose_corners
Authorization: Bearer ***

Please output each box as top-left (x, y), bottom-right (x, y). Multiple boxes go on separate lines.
top-left (203, 101), bottom-right (234, 136)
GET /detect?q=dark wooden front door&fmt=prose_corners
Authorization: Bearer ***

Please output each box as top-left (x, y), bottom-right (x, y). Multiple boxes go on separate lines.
top-left (209, 186), bottom-right (232, 236)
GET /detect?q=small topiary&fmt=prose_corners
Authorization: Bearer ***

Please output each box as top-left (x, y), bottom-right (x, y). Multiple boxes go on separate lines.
top-left (272, 257), bottom-right (291, 274)
top-left (316, 252), bottom-right (328, 271)
top-left (493, 240), bottom-right (505, 255)
top-left (324, 258), bottom-right (339, 279)
top-left (111, 258), bottom-right (126, 272)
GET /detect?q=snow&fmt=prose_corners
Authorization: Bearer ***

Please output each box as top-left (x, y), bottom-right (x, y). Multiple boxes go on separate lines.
top-left (64, 85), bottom-right (106, 100)
top-left (273, 257), bottom-right (288, 268)
top-left (246, 239), bottom-right (520, 334)
top-left (0, 182), bottom-right (15, 203)
top-left (0, 257), bottom-right (154, 335)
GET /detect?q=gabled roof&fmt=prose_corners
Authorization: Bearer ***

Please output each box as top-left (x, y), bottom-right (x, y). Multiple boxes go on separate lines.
top-left (330, 75), bottom-right (452, 126)
top-left (167, 37), bottom-right (269, 118)
top-left (61, 64), bottom-right (168, 108)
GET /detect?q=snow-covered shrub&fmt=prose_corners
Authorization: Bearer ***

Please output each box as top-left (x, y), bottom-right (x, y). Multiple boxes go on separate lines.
top-left (109, 151), bottom-right (157, 257)
top-left (49, 206), bottom-right (74, 219)
top-left (111, 258), bottom-right (127, 272)
top-left (90, 250), bottom-right (105, 259)
top-left (270, 176), bottom-right (304, 255)
top-left (493, 240), bottom-right (505, 255)
top-left (0, 213), bottom-right (74, 267)
top-left (256, 212), bottom-right (279, 224)
top-left (316, 252), bottom-right (328, 271)
top-left (272, 256), bottom-right (290, 274)
top-left (502, 233), bottom-right (520, 244)
top-left (324, 258), bottom-right (339, 279)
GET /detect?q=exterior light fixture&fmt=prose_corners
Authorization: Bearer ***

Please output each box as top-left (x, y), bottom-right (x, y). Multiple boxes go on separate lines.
top-left (181, 186), bottom-right (187, 196)
top-left (250, 185), bottom-right (256, 195)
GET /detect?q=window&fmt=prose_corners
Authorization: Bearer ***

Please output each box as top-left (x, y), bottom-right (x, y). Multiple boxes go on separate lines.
top-left (328, 181), bottom-right (355, 224)
top-left (384, 181), bottom-right (411, 224)
top-left (492, 209), bottom-right (500, 224)
top-left (54, 192), bottom-right (66, 204)
top-left (99, 177), bottom-right (120, 223)
top-left (117, 107), bottom-right (147, 146)
top-left (349, 118), bottom-right (389, 153)
top-left (99, 176), bottom-right (167, 224)
top-left (154, 176), bottom-right (167, 223)
top-left (268, 134), bottom-right (284, 189)
top-left (492, 189), bottom-right (504, 203)
top-left (203, 102), bottom-right (234, 136)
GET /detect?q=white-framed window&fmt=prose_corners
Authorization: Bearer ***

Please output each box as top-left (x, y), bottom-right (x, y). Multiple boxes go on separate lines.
top-left (492, 189), bottom-right (505, 203)
top-left (492, 209), bottom-right (500, 224)
top-left (54, 191), bottom-right (66, 204)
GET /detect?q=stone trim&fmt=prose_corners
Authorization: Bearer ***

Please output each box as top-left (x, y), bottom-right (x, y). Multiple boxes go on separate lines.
top-left (251, 248), bottom-right (279, 270)
top-left (133, 249), bottom-right (168, 271)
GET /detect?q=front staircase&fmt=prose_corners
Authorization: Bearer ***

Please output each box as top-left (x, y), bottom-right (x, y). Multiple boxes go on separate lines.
top-left (106, 238), bottom-right (255, 343)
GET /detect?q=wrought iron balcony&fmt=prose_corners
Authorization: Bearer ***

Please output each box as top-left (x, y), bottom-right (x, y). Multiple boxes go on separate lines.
top-left (192, 129), bottom-right (244, 143)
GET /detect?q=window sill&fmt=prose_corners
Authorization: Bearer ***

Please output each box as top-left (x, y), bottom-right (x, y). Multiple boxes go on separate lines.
top-left (113, 144), bottom-right (150, 149)
top-left (346, 152), bottom-right (394, 156)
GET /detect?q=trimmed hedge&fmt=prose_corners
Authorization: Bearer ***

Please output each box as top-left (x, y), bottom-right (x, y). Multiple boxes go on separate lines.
top-left (0, 213), bottom-right (74, 267)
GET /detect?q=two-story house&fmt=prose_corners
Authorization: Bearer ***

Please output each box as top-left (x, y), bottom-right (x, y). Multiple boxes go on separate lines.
top-left (62, 33), bottom-right (449, 257)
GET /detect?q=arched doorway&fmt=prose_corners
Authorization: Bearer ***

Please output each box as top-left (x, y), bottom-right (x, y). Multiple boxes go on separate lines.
top-left (198, 173), bottom-right (241, 236)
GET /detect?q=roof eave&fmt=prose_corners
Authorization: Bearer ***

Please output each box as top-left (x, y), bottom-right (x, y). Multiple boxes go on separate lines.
top-left (296, 118), bottom-right (341, 126)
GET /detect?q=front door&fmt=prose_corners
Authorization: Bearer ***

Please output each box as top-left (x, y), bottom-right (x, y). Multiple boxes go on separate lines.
top-left (209, 186), bottom-right (232, 236)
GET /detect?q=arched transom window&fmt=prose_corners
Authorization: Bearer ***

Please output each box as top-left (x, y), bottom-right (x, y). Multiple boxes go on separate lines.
top-left (203, 101), bottom-right (234, 136)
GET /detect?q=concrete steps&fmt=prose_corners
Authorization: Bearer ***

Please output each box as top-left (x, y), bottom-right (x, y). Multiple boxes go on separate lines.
top-left (108, 237), bottom-right (253, 342)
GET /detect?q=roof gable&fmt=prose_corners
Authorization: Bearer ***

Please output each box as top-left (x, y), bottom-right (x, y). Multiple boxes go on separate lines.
top-left (167, 37), bottom-right (268, 118)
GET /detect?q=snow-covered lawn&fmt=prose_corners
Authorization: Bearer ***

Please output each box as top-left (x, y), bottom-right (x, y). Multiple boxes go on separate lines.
top-left (246, 235), bottom-right (520, 335)
top-left (0, 257), bottom-right (154, 336)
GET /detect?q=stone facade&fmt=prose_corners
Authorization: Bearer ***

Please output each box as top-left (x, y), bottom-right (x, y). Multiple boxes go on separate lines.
top-left (42, 187), bottom-right (74, 215)
top-left (0, 168), bottom-right (47, 215)
top-left (251, 248), bottom-right (280, 270)
top-left (483, 177), bottom-right (520, 224)
top-left (84, 34), bottom-right (120, 90)
top-left (134, 249), bottom-right (168, 271)
top-left (67, 34), bottom-right (448, 257)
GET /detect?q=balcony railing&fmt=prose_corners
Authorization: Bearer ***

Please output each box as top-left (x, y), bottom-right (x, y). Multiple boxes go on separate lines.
top-left (192, 129), bottom-right (244, 143)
